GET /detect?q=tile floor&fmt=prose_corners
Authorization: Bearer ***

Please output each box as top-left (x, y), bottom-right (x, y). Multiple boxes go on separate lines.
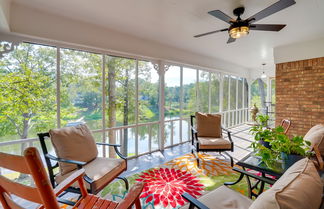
top-left (123, 124), bottom-right (253, 177)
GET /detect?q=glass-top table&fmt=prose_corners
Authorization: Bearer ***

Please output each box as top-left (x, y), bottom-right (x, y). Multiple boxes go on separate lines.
top-left (224, 153), bottom-right (302, 198)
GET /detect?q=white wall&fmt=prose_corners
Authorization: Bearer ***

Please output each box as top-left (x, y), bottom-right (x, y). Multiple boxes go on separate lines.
top-left (274, 37), bottom-right (324, 64)
top-left (0, 0), bottom-right (10, 32)
top-left (7, 2), bottom-right (250, 78)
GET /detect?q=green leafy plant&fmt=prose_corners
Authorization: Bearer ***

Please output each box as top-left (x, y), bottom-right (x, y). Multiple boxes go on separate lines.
top-left (250, 125), bottom-right (284, 163)
top-left (250, 115), bottom-right (274, 146)
top-left (250, 115), bottom-right (311, 164)
top-left (249, 114), bottom-right (277, 162)
top-left (271, 135), bottom-right (311, 156)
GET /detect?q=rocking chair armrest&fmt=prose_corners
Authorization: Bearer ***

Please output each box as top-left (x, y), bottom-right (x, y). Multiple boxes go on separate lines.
top-left (45, 154), bottom-right (86, 169)
top-left (182, 193), bottom-right (210, 209)
top-left (54, 169), bottom-right (85, 196)
top-left (96, 143), bottom-right (127, 160)
top-left (116, 182), bottom-right (144, 209)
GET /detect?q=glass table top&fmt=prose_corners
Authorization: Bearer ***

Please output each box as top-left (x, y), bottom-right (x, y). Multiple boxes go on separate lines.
top-left (237, 153), bottom-right (292, 177)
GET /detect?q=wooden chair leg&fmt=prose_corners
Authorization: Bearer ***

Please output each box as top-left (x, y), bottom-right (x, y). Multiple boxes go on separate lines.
top-left (134, 197), bottom-right (141, 209)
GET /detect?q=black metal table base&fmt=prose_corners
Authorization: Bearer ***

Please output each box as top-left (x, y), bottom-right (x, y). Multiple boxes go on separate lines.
top-left (224, 167), bottom-right (276, 199)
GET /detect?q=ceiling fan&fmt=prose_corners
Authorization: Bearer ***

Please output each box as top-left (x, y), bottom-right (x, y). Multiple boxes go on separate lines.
top-left (194, 0), bottom-right (296, 43)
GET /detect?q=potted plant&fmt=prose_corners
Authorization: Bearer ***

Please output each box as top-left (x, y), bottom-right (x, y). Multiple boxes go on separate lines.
top-left (250, 116), bottom-right (311, 168)
top-left (250, 115), bottom-right (273, 149)
top-left (250, 125), bottom-right (283, 165)
top-left (270, 134), bottom-right (311, 167)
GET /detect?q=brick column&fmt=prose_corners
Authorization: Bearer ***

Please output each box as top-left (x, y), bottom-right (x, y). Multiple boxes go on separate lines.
top-left (276, 57), bottom-right (324, 136)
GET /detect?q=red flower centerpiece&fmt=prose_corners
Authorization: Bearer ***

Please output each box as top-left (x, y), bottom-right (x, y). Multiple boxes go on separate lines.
top-left (136, 168), bottom-right (204, 208)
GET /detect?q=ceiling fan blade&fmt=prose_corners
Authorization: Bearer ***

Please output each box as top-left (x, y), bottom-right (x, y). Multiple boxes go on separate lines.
top-left (208, 10), bottom-right (234, 24)
top-left (250, 24), bottom-right (286, 31)
top-left (194, 28), bottom-right (228, 38)
top-left (247, 0), bottom-right (296, 23)
top-left (227, 37), bottom-right (236, 44)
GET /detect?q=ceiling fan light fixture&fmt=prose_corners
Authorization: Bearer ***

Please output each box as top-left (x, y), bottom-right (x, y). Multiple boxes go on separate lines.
top-left (229, 26), bottom-right (249, 39)
top-left (260, 63), bottom-right (267, 79)
top-left (261, 72), bottom-right (267, 79)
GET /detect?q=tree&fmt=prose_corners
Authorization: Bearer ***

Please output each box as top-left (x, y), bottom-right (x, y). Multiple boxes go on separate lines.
top-left (198, 71), bottom-right (209, 112)
top-left (106, 56), bottom-right (137, 157)
top-left (107, 57), bottom-right (117, 157)
top-left (0, 43), bottom-right (57, 140)
top-left (251, 79), bottom-right (267, 112)
top-left (257, 78), bottom-right (266, 111)
top-left (60, 48), bottom-right (102, 128)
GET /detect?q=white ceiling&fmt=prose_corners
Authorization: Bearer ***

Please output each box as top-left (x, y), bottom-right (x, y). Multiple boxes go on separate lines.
top-left (11, 0), bottom-right (324, 71)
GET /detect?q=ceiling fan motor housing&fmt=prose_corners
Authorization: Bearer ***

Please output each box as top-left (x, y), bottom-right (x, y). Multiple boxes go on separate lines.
top-left (233, 7), bottom-right (245, 17)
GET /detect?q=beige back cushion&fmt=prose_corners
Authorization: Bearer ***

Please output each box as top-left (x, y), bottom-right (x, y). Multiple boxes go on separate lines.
top-left (304, 124), bottom-right (324, 154)
top-left (49, 124), bottom-right (98, 175)
top-left (249, 158), bottom-right (323, 209)
top-left (195, 112), bottom-right (222, 138)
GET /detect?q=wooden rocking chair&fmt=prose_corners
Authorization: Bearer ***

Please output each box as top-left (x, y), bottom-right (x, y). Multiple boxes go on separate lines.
top-left (0, 147), bottom-right (143, 209)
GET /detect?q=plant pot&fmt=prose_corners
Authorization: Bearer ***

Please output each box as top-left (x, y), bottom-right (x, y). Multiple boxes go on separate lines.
top-left (281, 152), bottom-right (304, 168)
top-left (259, 139), bottom-right (272, 149)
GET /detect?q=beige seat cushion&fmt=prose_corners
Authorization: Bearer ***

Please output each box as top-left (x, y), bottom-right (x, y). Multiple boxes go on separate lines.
top-left (304, 124), bottom-right (324, 154)
top-left (249, 158), bottom-right (323, 209)
top-left (181, 185), bottom-right (253, 209)
top-left (198, 137), bottom-right (232, 150)
top-left (56, 157), bottom-right (126, 192)
top-left (49, 124), bottom-right (98, 175)
top-left (195, 112), bottom-right (222, 138)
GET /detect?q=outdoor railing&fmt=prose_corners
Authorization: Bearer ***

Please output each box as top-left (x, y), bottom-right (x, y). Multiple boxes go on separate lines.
top-left (0, 108), bottom-right (250, 175)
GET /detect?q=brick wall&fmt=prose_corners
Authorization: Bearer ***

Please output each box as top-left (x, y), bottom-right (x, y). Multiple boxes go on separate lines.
top-left (276, 57), bottom-right (324, 136)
